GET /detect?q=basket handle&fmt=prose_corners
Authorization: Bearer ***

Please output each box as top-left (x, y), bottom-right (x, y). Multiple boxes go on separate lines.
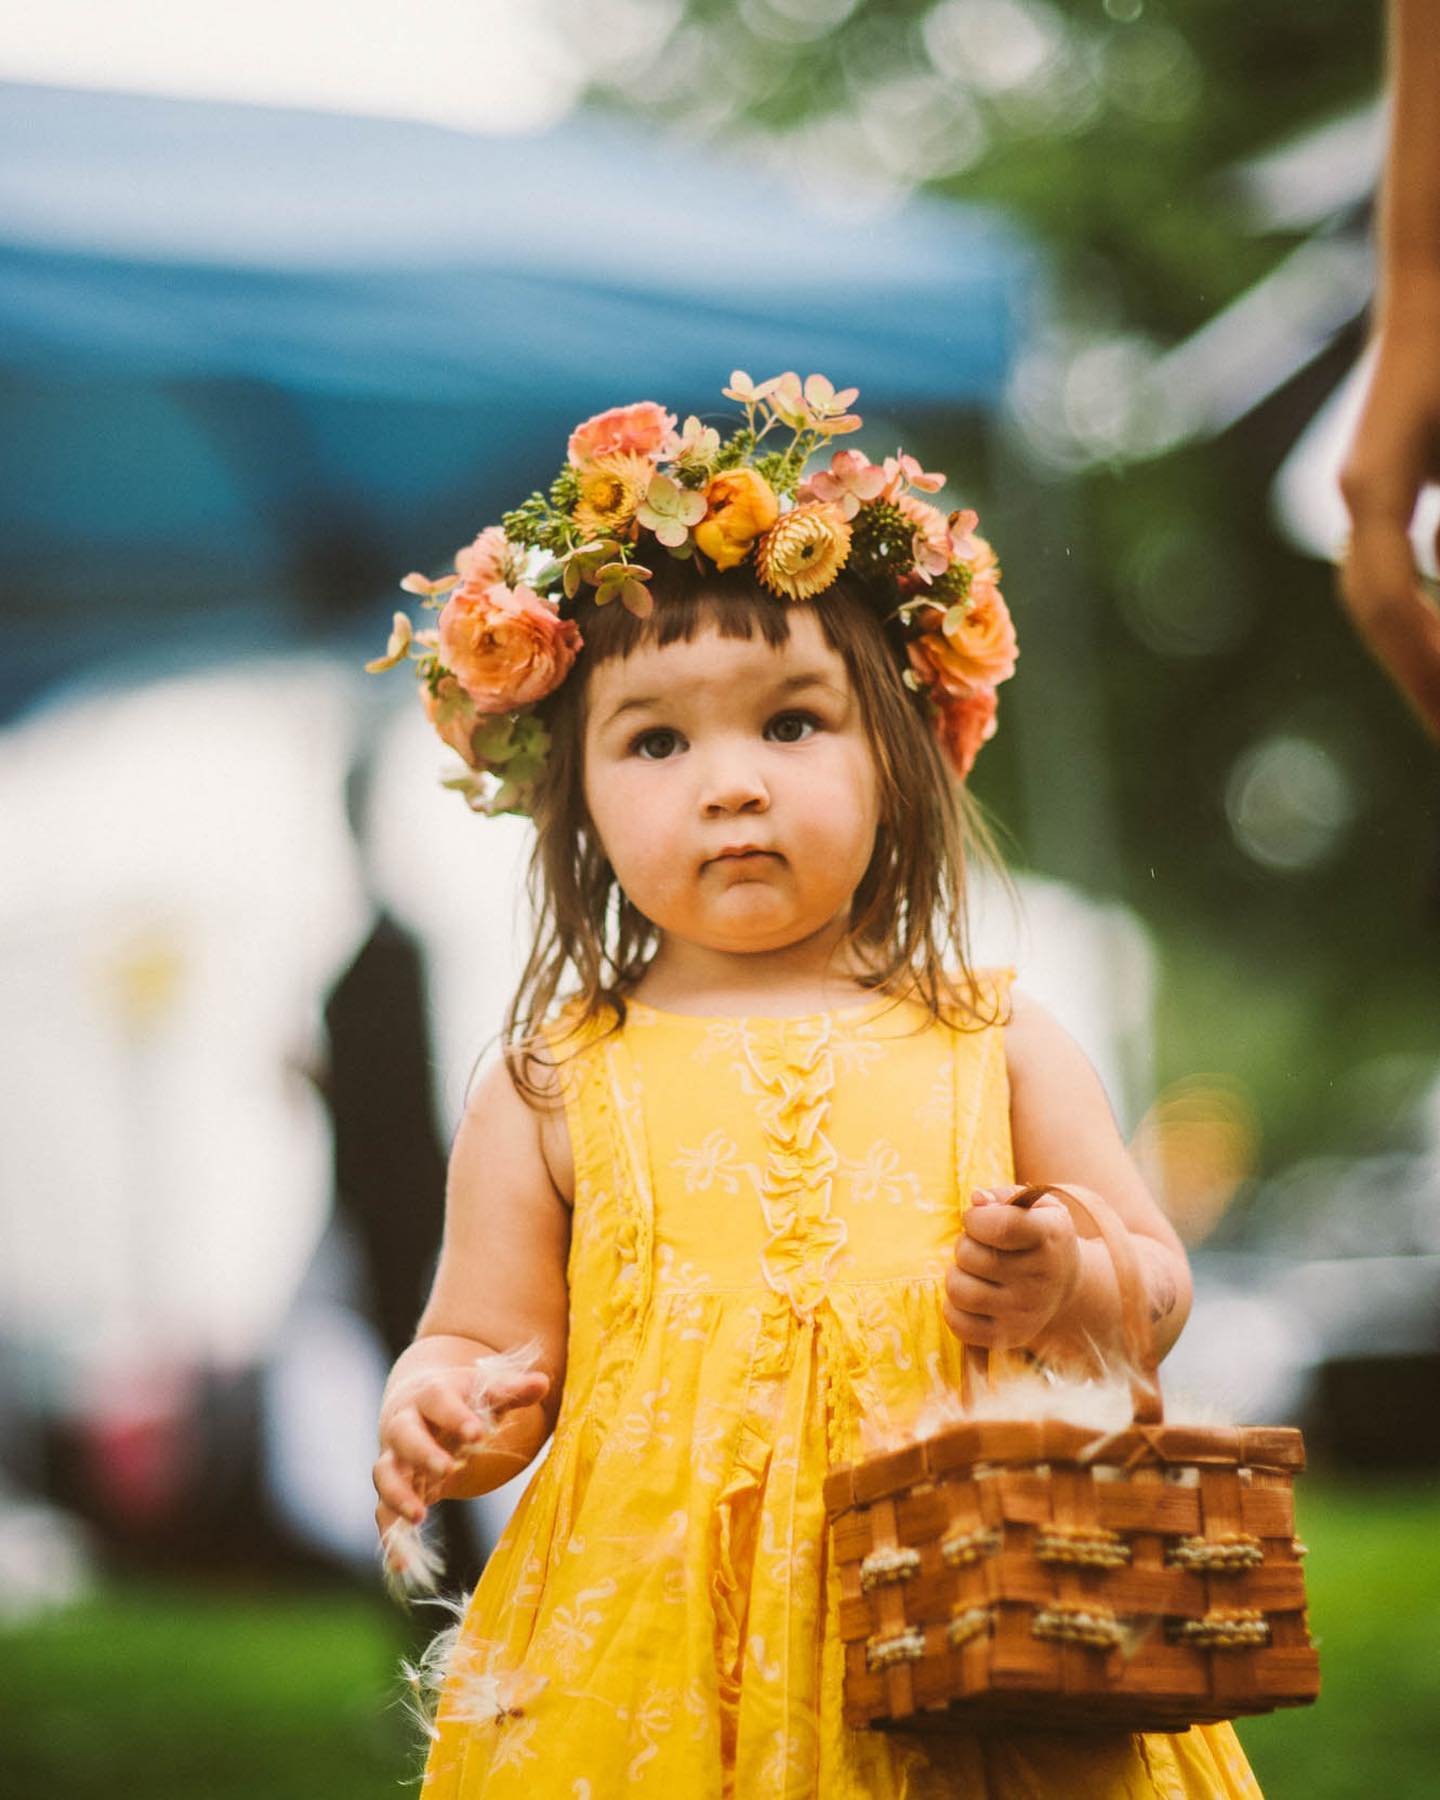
top-left (959, 1182), bottom-right (1163, 1426)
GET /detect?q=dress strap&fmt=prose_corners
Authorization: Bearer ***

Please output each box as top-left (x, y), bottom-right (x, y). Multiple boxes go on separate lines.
top-left (542, 1003), bottom-right (656, 1418)
top-left (594, 1031), bottom-right (656, 1345)
top-left (951, 965), bottom-right (1017, 1201)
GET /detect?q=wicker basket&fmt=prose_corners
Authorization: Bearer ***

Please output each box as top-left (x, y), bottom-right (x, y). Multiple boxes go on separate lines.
top-left (824, 1183), bottom-right (1320, 1734)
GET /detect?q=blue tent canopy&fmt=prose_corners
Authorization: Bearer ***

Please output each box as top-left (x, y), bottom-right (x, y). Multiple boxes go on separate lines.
top-left (0, 83), bottom-right (1037, 710)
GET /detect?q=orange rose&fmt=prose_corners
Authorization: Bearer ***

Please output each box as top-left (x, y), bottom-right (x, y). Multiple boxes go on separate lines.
top-left (437, 582), bottom-right (582, 714)
top-left (567, 401), bottom-right (678, 467)
top-left (693, 468), bottom-right (781, 571)
top-left (935, 686), bottom-right (998, 780)
top-left (908, 593), bottom-right (1018, 695)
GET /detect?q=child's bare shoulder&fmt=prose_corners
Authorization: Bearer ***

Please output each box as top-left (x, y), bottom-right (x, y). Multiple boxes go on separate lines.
top-left (427, 1050), bottom-right (572, 1349)
top-left (462, 1042), bottom-right (575, 1208)
top-left (1003, 987), bottom-right (1076, 1069)
top-left (1002, 989), bottom-right (1119, 1130)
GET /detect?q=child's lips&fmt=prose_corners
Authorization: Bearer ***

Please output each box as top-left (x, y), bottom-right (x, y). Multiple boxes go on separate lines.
top-left (706, 847), bottom-right (779, 870)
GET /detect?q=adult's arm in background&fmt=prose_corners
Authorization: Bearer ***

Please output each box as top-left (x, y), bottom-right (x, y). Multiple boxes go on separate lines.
top-left (1338, 0), bottom-right (1440, 739)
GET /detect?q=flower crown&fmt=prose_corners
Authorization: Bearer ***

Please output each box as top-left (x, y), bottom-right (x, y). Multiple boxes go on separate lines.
top-left (368, 372), bottom-right (1016, 816)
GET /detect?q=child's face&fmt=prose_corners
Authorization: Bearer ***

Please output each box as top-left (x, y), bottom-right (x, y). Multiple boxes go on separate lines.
top-left (582, 611), bottom-right (881, 958)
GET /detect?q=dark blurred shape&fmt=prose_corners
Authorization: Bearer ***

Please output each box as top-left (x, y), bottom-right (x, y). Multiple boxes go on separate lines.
top-left (184, 378), bottom-right (394, 632)
top-left (43, 1362), bottom-right (338, 1577)
top-left (322, 911), bottom-right (447, 1364)
top-left (1310, 1353), bottom-right (1440, 1468)
top-left (310, 749), bottom-right (485, 1590)
top-left (322, 917), bottom-right (488, 1594)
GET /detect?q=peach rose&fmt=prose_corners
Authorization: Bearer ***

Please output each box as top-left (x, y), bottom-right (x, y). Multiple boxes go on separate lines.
top-left (935, 685), bottom-right (998, 780)
top-left (455, 526), bottom-right (513, 586)
top-left (567, 401), bottom-right (678, 468)
top-left (437, 581), bottom-right (582, 714)
top-left (692, 467), bottom-right (781, 571)
top-left (908, 592), bottom-right (1018, 695)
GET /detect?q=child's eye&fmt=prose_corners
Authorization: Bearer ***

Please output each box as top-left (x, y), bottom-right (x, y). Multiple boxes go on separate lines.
top-left (632, 727), bottom-right (685, 761)
top-left (765, 710), bottom-right (819, 744)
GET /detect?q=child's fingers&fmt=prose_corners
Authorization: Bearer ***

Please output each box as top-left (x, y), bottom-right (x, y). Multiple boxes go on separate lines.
top-left (375, 1497), bottom-right (423, 1552)
top-left (945, 1266), bottom-right (1030, 1322)
top-left (417, 1382), bottom-right (490, 1442)
top-left (480, 1369), bottom-right (551, 1422)
top-left (373, 1449), bottom-right (428, 1526)
top-left (964, 1194), bottom-right (1048, 1251)
top-left (941, 1291), bottom-right (1007, 1348)
top-left (385, 1406), bottom-right (462, 1481)
top-left (953, 1233), bottom-right (1008, 1283)
top-left (968, 1185), bottom-right (1029, 1208)
top-left (945, 1272), bottom-right (997, 1324)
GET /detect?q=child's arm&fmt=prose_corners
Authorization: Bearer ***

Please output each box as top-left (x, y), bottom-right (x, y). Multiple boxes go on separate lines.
top-left (1337, 0), bottom-right (1440, 739)
top-left (372, 1053), bottom-right (571, 1541)
top-left (943, 989), bottom-right (1192, 1371)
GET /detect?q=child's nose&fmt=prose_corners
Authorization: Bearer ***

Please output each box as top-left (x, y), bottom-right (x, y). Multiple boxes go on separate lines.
top-left (699, 751), bottom-right (769, 816)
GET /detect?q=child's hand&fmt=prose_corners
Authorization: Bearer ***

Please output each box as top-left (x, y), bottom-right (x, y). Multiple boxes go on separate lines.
top-left (373, 1362), bottom-right (550, 1546)
top-left (943, 1186), bottom-right (1081, 1351)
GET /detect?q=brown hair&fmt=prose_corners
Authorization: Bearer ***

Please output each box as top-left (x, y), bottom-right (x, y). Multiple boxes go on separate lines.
top-left (503, 559), bottom-right (1006, 1095)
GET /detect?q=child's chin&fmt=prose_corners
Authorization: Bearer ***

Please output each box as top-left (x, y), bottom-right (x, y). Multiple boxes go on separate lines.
top-left (706, 904), bottom-right (816, 949)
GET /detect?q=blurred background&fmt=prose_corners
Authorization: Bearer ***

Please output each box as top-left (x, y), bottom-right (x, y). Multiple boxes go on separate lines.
top-left (1, 3), bottom-right (1436, 1796)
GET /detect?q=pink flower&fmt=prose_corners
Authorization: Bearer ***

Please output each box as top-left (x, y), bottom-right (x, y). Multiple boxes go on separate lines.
top-left (455, 526), bottom-right (514, 586)
top-left (897, 494), bottom-right (952, 581)
top-left (800, 372), bottom-right (861, 435)
top-left (881, 451), bottom-right (946, 502)
top-left (568, 401), bottom-right (679, 468)
top-left (934, 685), bottom-right (999, 780)
top-left (399, 570), bottom-right (458, 599)
top-left (437, 582), bottom-right (582, 713)
top-left (948, 507), bottom-right (980, 548)
top-left (765, 371), bottom-right (809, 431)
top-left (766, 371), bottom-right (861, 435)
top-left (949, 513), bottom-right (1002, 602)
top-left (722, 370), bottom-right (781, 407)
top-left (797, 449), bottom-right (887, 520)
top-left (635, 472), bottom-right (707, 548)
top-left (365, 610), bottom-right (414, 673)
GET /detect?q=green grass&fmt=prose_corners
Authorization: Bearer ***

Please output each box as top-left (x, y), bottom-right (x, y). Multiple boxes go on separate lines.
top-left (1236, 1479), bottom-right (1440, 1800)
top-left (1, 1479), bottom-right (1436, 1797)
top-left (0, 1578), bottom-right (420, 1799)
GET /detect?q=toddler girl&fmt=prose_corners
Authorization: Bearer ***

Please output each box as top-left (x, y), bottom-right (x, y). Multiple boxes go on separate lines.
top-left (370, 375), bottom-right (1262, 1796)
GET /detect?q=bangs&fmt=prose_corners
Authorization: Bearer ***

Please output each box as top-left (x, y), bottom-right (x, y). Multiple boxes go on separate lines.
top-left (568, 575), bottom-right (794, 671)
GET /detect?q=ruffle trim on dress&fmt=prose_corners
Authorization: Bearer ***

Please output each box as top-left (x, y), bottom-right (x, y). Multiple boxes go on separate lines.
top-left (740, 1016), bottom-right (849, 1325)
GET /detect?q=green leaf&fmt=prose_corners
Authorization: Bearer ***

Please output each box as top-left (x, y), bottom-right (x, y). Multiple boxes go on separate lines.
top-left (469, 716), bottom-right (517, 762)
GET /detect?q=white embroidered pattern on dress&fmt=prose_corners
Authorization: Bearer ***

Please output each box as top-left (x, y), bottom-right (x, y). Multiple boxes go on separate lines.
top-left (671, 1127), bottom-right (744, 1193)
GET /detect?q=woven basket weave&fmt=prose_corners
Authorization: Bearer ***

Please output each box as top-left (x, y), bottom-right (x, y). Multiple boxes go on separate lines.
top-left (823, 1184), bottom-right (1320, 1733)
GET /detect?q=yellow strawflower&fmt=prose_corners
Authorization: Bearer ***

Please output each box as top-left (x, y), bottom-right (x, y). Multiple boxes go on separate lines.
top-left (753, 503), bottom-right (852, 601)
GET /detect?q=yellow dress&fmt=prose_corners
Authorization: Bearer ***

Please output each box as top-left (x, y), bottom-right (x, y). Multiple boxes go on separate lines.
top-left (421, 977), bottom-right (1263, 1797)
